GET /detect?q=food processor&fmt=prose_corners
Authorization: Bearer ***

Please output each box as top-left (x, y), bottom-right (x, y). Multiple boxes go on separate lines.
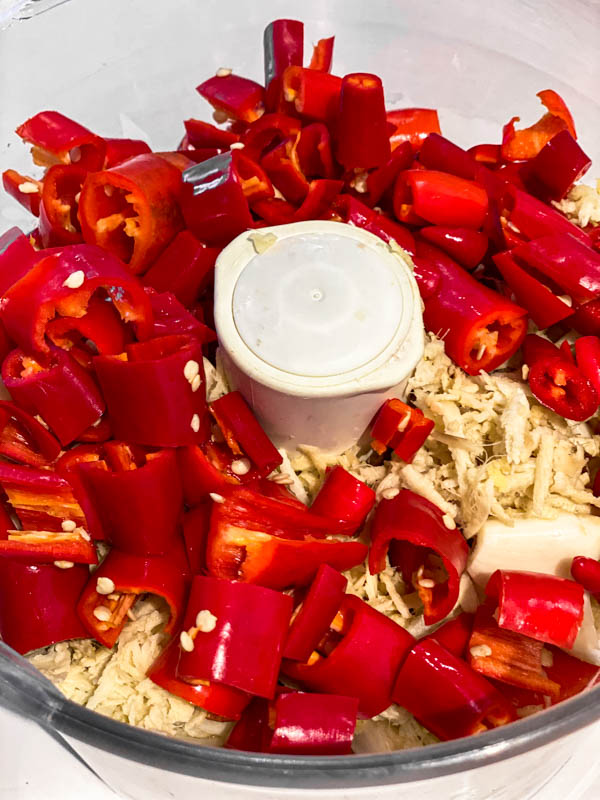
top-left (1, 0), bottom-right (600, 798)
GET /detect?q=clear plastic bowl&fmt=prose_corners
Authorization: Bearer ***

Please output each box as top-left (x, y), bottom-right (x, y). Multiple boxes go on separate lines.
top-left (1, 1), bottom-right (600, 798)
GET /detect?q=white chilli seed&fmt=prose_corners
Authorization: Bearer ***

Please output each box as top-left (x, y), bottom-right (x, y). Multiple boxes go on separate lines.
top-left (70, 146), bottom-right (82, 163)
top-left (79, 528), bottom-right (91, 542)
top-left (271, 473), bottom-right (294, 485)
top-left (195, 609), bottom-right (218, 632)
top-left (209, 492), bottom-right (225, 504)
top-left (127, 609), bottom-right (137, 621)
top-left (396, 413), bottom-right (411, 433)
top-left (381, 488), bottom-right (400, 500)
top-left (442, 513), bottom-right (456, 530)
top-left (190, 413), bottom-right (201, 433)
top-left (54, 560), bottom-right (74, 569)
top-left (180, 630), bottom-right (195, 652)
top-left (93, 606), bottom-right (112, 622)
top-left (63, 270), bottom-right (85, 289)
top-left (184, 359), bottom-right (200, 382)
top-left (96, 576), bottom-right (116, 595)
top-left (418, 578), bottom-right (435, 589)
top-left (522, 364), bottom-right (530, 380)
top-left (229, 142), bottom-right (245, 150)
top-left (107, 593), bottom-right (120, 601)
top-left (231, 458), bottom-right (251, 476)
top-left (476, 344), bottom-right (487, 361)
top-left (18, 181), bottom-right (39, 194)
top-left (216, 67), bottom-right (233, 77)
top-left (61, 519), bottom-right (77, 532)
top-left (104, 184), bottom-right (114, 197)
top-left (191, 374), bottom-right (202, 393)
top-left (541, 649), bottom-right (554, 668)
top-left (470, 644), bottom-right (493, 658)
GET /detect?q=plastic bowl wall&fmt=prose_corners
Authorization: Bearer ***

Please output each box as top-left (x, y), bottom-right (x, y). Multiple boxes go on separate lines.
top-left (1, 1), bottom-right (600, 798)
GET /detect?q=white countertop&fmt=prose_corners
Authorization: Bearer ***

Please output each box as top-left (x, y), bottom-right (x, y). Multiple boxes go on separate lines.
top-left (1, 706), bottom-right (600, 800)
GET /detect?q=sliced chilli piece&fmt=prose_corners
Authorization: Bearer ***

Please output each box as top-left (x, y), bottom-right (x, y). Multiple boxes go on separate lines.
top-left (468, 603), bottom-right (560, 700)
top-left (0, 243), bottom-right (153, 355)
top-left (386, 108), bottom-right (441, 153)
top-left (520, 130), bottom-right (591, 202)
top-left (38, 164), bottom-right (87, 248)
top-left (0, 559), bottom-right (90, 655)
top-left (283, 594), bottom-right (414, 718)
top-left (2, 169), bottom-right (42, 216)
top-left (45, 293), bottom-right (130, 355)
top-left (16, 110), bottom-right (106, 171)
top-left (522, 334), bottom-right (598, 422)
top-left (177, 442), bottom-right (249, 505)
top-left (142, 230), bottom-right (220, 308)
top-left (240, 113), bottom-right (301, 163)
top-left (263, 19), bottom-right (304, 111)
top-left (402, 170), bottom-right (488, 229)
top-left (176, 575), bottom-right (292, 698)
top-left (485, 569), bottom-right (584, 650)
top-left (78, 153), bottom-right (184, 274)
top-left (76, 449), bottom-right (183, 556)
top-left (207, 510), bottom-right (367, 590)
top-left (103, 137), bottom-right (152, 167)
top-left (281, 67), bottom-right (342, 124)
top-left (511, 233), bottom-right (600, 306)
top-left (94, 334), bottom-right (208, 448)
top-left (76, 540), bottom-right (190, 648)
top-left (0, 462), bottom-right (86, 532)
top-left (179, 153), bottom-right (254, 246)
top-left (196, 74), bottom-right (266, 123)
top-left (209, 391), bottom-right (282, 477)
top-left (145, 289), bottom-right (217, 345)
top-left (0, 400), bottom-right (61, 468)
top-left (0, 230), bottom-right (44, 296)
top-left (392, 638), bottom-right (516, 740)
top-left (268, 692), bottom-right (358, 756)
top-left (55, 445), bottom-right (106, 541)
top-left (492, 251), bottom-right (573, 330)
top-left (419, 226), bottom-right (488, 271)
top-left (335, 73), bottom-right (390, 170)
top-left (0, 528), bottom-right (97, 564)
top-left (370, 398), bottom-right (434, 462)
top-left (283, 564), bottom-right (347, 662)
top-left (307, 36), bottom-right (334, 72)
top-left (501, 185), bottom-right (591, 247)
top-left (148, 634), bottom-right (251, 718)
top-left (182, 502), bottom-right (212, 574)
top-left (183, 119), bottom-right (239, 150)
top-left (309, 467), bottom-right (375, 532)
top-left (2, 346), bottom-right (105, 446)
top-left (261, 137), bottom-right (310, 204)
top-left (416, 240), bottom-right (528, 375)
top-left (426, 612), bottom-right (475, 659)
top-left (501, 90), bottom-right (577, 162)
top-left (369, 489), bottom-right (468, 625)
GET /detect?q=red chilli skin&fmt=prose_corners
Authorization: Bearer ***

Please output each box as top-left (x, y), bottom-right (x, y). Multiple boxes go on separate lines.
top-left (369, 489), bottom-right (468, 625)
top-left (0, 559), bottom-right (90, 655)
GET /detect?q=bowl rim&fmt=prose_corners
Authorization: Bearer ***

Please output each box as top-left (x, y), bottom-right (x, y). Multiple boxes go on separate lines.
top-left (2, 641), bottom-right (600, 789)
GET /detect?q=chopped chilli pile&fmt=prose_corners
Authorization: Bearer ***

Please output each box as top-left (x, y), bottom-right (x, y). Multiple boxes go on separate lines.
top-left (1, 18), bottom-right (600, 755)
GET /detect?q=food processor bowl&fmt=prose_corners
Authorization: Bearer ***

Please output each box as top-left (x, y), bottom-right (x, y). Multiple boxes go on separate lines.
top-left (1, 1), bottom-right (600, 798)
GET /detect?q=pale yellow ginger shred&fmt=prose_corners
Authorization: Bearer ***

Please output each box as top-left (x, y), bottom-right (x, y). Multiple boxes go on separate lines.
top-left (554, 180), bottom-right (600, 228)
